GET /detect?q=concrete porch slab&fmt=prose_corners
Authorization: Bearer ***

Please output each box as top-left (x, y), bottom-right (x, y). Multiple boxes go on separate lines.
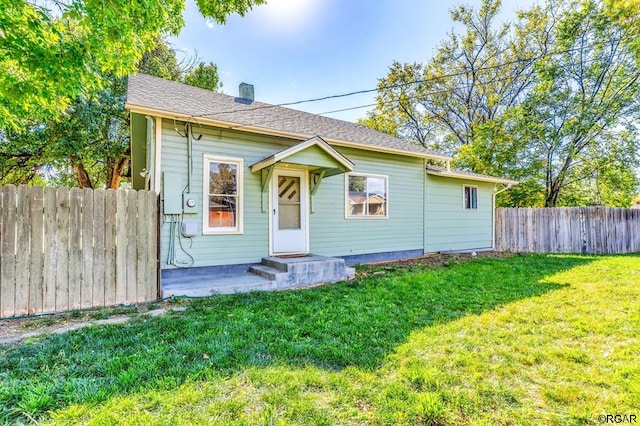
top-left (162, 271), bottom-right (278, 298)
top-left (161, 255), bottom-right (355, 298)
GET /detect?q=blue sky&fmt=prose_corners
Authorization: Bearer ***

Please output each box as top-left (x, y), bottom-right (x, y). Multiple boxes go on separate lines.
top-left (172, 0), bottom-right (535, 123)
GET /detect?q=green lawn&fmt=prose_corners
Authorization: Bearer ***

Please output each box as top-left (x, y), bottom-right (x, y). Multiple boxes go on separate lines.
top-left (1, 254), bottom-right (639, 425)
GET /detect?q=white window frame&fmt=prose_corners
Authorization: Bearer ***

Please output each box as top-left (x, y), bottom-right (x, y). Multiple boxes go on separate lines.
top-left (345, 173), bottom-right (389, 219)
top-left (203, 155), bottom-right (243, 234)
top-left (463, 185), bottom-right (478, 211)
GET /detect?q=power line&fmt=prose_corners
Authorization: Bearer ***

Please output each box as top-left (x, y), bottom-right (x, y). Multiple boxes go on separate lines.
top-left (186, 44), bottom-right (607, 121)
top-left (317, 103), bottom-right (378, 116)
top-left (316, 52), bottom-right (621, 117)
top-left (315, 73), bottom-right (534, 117)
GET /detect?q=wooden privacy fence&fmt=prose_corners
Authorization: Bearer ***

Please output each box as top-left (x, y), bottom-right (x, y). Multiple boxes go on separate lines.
top-left (0, 185), bottom-right (159, 319)
top-left (496, 207), bottom-right (640, 254)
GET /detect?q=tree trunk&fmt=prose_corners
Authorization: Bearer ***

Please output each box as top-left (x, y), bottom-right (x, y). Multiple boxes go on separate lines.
top-left (106, 156), bottom-right (129, 189)
top-left (545, 152), bottom-right (575, 207)
top-left (71, 158), bottom-right (94, 189)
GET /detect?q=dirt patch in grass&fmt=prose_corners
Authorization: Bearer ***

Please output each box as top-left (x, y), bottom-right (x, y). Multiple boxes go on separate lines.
top-left (0, 299), bottom-right (191, 346)
top-left (356, 251), bottom-right (514, 275)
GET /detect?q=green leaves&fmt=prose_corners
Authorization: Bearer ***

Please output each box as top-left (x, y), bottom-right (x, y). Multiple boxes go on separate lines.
top-left (362, 0), bottom-right (640, 207)
top-left (184, 62), bottom-right (222, 91)
top-left (1, 1), bottom-right (262, 187)
top-left (195, 0), bottom-right (266, 23)
top-left (1, 0), bottom-right (263, 130)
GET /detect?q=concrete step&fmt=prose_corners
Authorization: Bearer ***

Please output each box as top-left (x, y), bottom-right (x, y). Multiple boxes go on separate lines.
top-left (260, 257), bottom-right (291, 272)
top-left (260, 255), bottom-right (355, 286)
top-left (247, 264), bottom-right (288, 282)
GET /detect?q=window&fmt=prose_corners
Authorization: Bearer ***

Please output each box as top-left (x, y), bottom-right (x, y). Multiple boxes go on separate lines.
top-left (464, 185), bottom-right (478, 210)
top-left (346, 173), bottom-right (388, 218)
top-left (204, 155), bottom-right (243, 233)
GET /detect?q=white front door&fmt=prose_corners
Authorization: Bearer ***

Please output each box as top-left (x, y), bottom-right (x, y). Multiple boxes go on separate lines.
top-left (272, 169), bottom-right (308, 254)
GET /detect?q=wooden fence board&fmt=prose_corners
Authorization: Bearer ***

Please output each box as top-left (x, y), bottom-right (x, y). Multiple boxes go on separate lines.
top-left (631, 210), bottom-right (640, 252)
top-left (104, 189), bottom-right (117, 306)
top-left (68, 188), bottom-right (82, 310)
top-left (136, 190), bottom-right (148, 303)
top-left (0, 185), bottom-right (16, 318)
top-left (496, 207), bottom-right (640, 254)
top-left (539, 209), bottom-right (549, 253)
top-left (115, 189), bottom-right (128, 304)
top-left (147, 192), bottom-right (159, 301)
top-left (43, 187), bottom-right (57, 313)
top-left (55, 188), bottom-right (70, 311)
top-left (81, 188), bottom-right (94, 309)
top-left (594, 207), bottom-right (604, 254)
top-left (126, 190), bottom-right (138, 303)
top-left (29, 186), bottom-right (44, 314)
top-left (93, 190), bottom-right (106, 307)
top-left (15, 185), bottom-right (31, 316)
top-left (574, 207), bottom-right (582, 252)
top-left (616, 209), bottom-right (626, 253)
top-left (631, 210), bottom-right (637, 251)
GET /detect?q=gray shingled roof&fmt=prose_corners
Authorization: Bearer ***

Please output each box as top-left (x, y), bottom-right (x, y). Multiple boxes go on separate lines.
top-left (426, 165), bottom-right (518, 185)
top-left (126, 73), bottom-right (449, 160)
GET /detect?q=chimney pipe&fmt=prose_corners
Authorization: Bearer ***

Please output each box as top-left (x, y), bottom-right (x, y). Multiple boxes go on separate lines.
top-left (239, 83), bottom-right (254, 102)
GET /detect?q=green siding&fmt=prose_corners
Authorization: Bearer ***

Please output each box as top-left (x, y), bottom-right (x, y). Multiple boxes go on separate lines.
top-left (157, 119), bottom-right (497, 268)
top-left (158, 121), bottom-right (428, 268)
top-left (285, 145), bottom-right (343, 169)
top-left (159, 122), bottom-right (287, 268)
top-left (424, 175), bottom-right (494, 252)
top-left (130, 113), bottom-right (148, 190)
top-left (309, 148), bottom-right (424, 257)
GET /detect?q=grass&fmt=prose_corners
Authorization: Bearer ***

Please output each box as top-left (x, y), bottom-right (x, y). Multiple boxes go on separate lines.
top-left (1, 254), bottom-right (638, 425)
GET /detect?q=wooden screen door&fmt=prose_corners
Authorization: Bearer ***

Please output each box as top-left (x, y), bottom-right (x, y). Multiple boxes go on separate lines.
top-left (271, 169), bottom-right (308, 254)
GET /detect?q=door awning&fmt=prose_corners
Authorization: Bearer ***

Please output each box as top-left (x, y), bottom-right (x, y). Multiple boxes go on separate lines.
top-left (250, 136), bottom-right (354, 177)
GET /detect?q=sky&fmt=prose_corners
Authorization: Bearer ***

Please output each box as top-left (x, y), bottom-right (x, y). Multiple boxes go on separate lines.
top-left (172, 0), bottom-right (536, 123)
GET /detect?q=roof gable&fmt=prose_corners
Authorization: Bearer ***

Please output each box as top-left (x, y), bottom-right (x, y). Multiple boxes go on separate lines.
top-left (250, 136), bottom-right (354, 177)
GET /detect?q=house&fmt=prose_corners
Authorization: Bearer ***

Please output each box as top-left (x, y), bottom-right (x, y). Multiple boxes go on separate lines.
top-left (126, 74), bottom-right (517, 294)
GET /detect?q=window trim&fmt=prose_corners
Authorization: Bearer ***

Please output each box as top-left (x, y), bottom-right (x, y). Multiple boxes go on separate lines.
top-left (345, 172), bottom-right (389, 219)
top-left (463, 185), bottom-right (478, 211)
top-left (203, 155), bottom-right (244, 234)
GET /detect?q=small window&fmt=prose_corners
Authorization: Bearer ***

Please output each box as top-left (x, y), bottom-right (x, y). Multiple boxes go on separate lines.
top-left (204, 155), bottom-right (243, 233)
top-left (464, 185), bottom-right (478, 210)
top-left (346, 173), bottom-right (388, 218)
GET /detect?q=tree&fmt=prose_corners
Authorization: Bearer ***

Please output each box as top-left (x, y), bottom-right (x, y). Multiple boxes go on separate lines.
top-left (361, 0), bottom-right (640, 207)
top-left (0, 75), bottom-right (129, 189)
top-left (519, 0), bottom-right (640, 206)
top-left (138, 40), bottom-right (183, 81)
top-left (605, 0), bottom-right (640, 57)
top-left (360, 0), bottom-right (543, 159)
top-left (184, 62), bottom-right (223, 91)
top-left (0, 0), bottom-right (263, 129)
top-left (0, 127), bottom-right (49, 186)
top-left (0, 39), bottom-right (223, 189)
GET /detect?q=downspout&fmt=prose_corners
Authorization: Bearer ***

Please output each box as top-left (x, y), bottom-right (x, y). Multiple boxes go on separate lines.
top-left (187, 124), bottom-right (193, 193)
top-left (144, 116), bottom-right (155, 190)
top-left (492, 184), bottom-right (513, 250)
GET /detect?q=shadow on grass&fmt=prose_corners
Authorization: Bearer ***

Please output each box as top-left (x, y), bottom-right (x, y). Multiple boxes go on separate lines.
top-left (0, 254), bottom-right (593, 423)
